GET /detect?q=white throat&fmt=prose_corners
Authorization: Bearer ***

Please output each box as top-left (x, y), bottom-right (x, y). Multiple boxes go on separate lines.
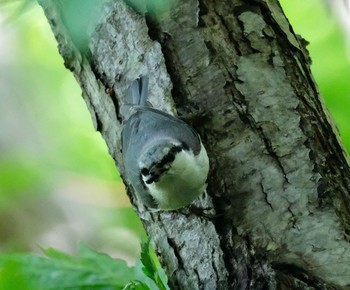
top-left (144, 142), bottom-right (209, 210)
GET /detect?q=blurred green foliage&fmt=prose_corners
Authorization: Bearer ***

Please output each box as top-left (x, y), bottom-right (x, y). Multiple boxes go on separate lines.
top-left (0, 242), bottom-right (169, 290)
top-left (280, 0), bottom-right (350, 151)
top-left (57, 0), bottom-right (104, 51)
top-left (0, 1), bottom-right (144, 256)
top-left (140, 240), bottom-right (169, 290)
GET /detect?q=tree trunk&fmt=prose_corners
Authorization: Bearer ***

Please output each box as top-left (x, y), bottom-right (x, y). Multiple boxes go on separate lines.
top-left (38, 0), bottom-right (350, 289)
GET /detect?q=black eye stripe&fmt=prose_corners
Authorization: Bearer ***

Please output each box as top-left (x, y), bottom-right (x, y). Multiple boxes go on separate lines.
top-left (140, 145), bottom-right (183, 183)
top-left (181, 142), bottom-right (189, 151)
top-left (160, 146), bottom-right (182, 165)
top-left (162, 153), bottom-right (175, 164)
top-left (145, 174), bottom-right (159, 184)
top-left (141, 167), bottom-right (149, 176)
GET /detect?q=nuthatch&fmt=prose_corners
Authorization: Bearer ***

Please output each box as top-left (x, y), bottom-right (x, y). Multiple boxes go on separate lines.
top-left (121, 77), bottom-right (209, 210)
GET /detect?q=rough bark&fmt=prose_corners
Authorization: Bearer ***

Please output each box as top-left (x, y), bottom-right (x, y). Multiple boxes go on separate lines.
top-left (38, 0), bottom-right (350, 289)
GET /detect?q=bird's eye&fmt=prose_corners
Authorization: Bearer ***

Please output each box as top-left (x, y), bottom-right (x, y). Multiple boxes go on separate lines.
top-left (141, 167), bottom-right (149, 176)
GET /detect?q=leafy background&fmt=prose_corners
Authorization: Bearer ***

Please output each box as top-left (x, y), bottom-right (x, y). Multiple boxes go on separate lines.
top-left (0, 0), bottom-right (349, 286)
top-left (0, 0), bottom-right (144, 259)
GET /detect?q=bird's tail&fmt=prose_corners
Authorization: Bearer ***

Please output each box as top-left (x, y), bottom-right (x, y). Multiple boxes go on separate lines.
top-left (130, 76), bottom-right (149, 106)
top-left (121, 76), bottom-right (149, 119)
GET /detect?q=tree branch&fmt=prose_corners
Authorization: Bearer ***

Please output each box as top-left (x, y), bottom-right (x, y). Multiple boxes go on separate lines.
top-left (38, 0), bottom-right (350, 288)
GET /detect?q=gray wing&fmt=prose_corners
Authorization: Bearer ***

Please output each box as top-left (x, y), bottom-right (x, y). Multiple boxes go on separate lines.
top-left (121, 107), bottom-right (202, 208)
top-left (122, 107), bottom-right (201, 156)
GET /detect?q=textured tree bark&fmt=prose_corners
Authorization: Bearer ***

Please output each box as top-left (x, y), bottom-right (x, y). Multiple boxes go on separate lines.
top-left (38, 0), bottom-right (350, 289)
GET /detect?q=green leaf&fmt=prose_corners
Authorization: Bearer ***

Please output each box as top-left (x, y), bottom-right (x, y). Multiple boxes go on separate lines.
top-left (140, 240), bottom-right (169, 290)
top-left (0, 259), bottom-right (35, 290)
top-left (0, 245), bottom-right (138, 290)
top-left (123, 280), bottom-right (151, 290)
top-left (0, 242), bottom-right (170, 290)
top-left (140, 239), bottom-right (156, 280)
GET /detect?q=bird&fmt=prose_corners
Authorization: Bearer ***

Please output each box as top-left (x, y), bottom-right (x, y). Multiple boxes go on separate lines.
top-left (121, 76), bottom-right (209, 210)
